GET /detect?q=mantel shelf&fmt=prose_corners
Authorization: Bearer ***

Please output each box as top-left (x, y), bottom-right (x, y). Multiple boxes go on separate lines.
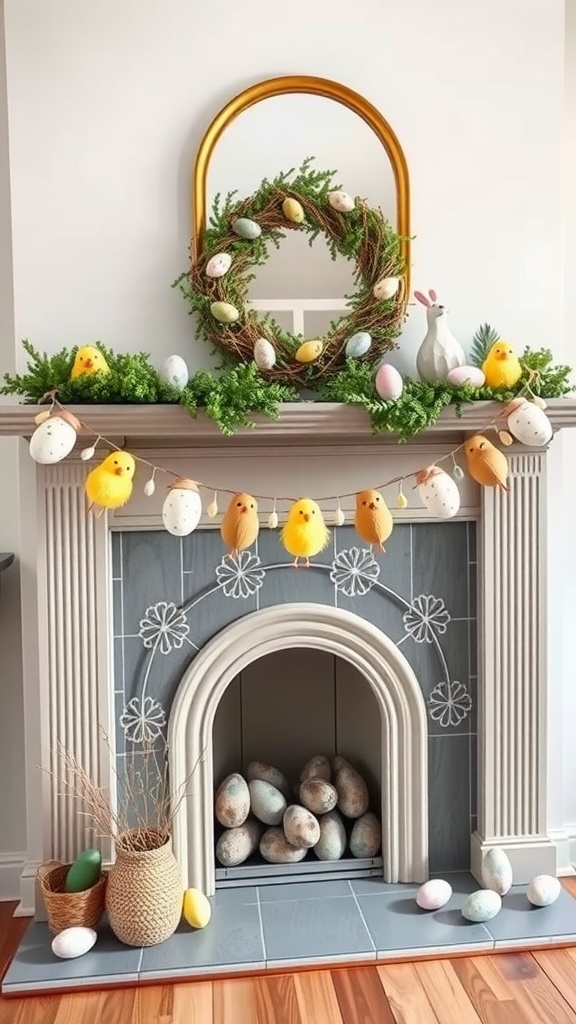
top-left (1, 399), bottom-right (576, 446)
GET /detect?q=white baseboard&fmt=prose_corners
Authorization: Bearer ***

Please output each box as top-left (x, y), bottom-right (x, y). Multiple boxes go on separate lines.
top-left (0, 852), bottom-right (26, 903)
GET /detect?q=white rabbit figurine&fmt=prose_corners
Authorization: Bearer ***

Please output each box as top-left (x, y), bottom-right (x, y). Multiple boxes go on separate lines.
top-left (414, 288), bottom-right (466, 381)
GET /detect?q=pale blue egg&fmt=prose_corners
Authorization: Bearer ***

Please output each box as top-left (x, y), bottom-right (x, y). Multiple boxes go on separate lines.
top-left (159, 355), bottom-right (189, 390)
top-left (345, 331), bottom-right (372, 359)
top-left (232, 218), bottom-right (262, 240)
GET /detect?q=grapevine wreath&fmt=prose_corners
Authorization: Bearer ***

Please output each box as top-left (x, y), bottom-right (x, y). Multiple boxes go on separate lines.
top-left (176, 159), bottom-right (408, 386)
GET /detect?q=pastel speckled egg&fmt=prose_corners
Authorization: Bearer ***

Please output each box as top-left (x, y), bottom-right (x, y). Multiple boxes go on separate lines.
top-left (416, 879), bottom-right (453, 911)
top-left (295, 340), bottom-right (323, 364)
top-left (210, 301), bottom-right (239, 324)
top-left (481, 848), bottom-right (513, 896)
top-left (232, 218), bottom-right (261, 240)
top-left (52, 926), bottom-right (97, 960)
top-left (462, 889), bottom-right (502, 923)
top-left (328, 190), bottom-right (355, 212)
top-left (215, 772), bottom-right (250, 828)
top-left (159, 354), bottom-right (189, 390)
top-left (373, 276), bottom-right (400, 301)
top-left (282, 197), bottom-right (305, 223)
top-left (527, 874), bottom-right (561, 907)
top-left (345, 331), bottom-right (372, 359)
top-left (507, 399), bottom-right (553, 447)
top-left (205, 252), bottom-right (232, 278)
top-left (446, 365), bottom-right (486, 388)
top-left (253, 337), bottom-right (276, 371)
top-left (375, 363), bottom-right (403, 401)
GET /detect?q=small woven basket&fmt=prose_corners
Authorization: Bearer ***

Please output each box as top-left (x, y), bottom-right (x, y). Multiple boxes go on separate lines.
top-left (37, 860), bottom-right (107, 934)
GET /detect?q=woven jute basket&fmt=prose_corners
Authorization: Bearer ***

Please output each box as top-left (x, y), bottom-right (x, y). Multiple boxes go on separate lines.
top-left (105, 829), bottom-right (182, 947)
top-left (37, 860), bottom-right (107, 934)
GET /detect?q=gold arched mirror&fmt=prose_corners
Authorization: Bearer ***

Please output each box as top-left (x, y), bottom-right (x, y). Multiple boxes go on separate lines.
top-left (186, 77), bottom-right (410, 385)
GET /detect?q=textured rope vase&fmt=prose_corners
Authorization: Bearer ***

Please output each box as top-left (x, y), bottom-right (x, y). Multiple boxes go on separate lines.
top-left (106, 829), bottom-right (182, 947)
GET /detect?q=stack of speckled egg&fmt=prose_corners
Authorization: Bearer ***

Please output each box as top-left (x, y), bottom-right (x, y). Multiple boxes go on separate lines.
top-left (215, 755), bottom-right (382, 868)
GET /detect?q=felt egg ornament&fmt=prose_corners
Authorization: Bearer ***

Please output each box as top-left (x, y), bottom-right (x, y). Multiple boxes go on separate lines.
top-left (375, 363), bottom-right (403, 401)
top-left (373, 276), bottom-right (400, 301)
top-left (328, 190), bottom-right (355, 212)
top-left (183, 888), bottom-right (212, 929)
top-left (232, 217), bottom-right (261, 240)
top-left (159, 354), bottom-right (189, 390)
top-left (52, 927), bottom-right (97, 960)
top-left (253, 337), bottom-right (276, 371)
top-left (416, 465), bottom-right (461, 519)
top-left (345, 331), bottom-right (372, 359)
top-left (162, 478), bottom-right (202, 537)
top-left (29, 410), bottom-right (81, 464)
top-left (282, 197), bottom-right (305, 223)
top-left (295, 340), bottom-right (323, 364)
top-left (210, 301), bottom-right (239, 324)
top-left (205, 252), bottom-right (232, 278)
top-left (506, 399), bottom-right (553, 447)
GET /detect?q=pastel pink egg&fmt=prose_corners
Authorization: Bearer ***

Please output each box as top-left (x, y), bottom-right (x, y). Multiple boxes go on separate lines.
top-left (416, 879), bottom-right (453, 910)
top-left (375, 363), bottom-right (403, 401)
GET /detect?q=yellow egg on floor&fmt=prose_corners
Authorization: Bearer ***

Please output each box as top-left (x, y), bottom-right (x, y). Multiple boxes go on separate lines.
top-left (183, 888), bottom-right (212, 929)
top-left (295, 340), bottom-right (323, 364)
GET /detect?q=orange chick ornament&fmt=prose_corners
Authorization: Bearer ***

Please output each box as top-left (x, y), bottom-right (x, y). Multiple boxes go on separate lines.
top-left (281, 498), bottom-right (330, 568)
top-left (85, 450), bottom-right (136, 516)
top-left (354, 489), bottom-right (393, 553)
top-left (464, 435), bottom-right (509, 491)
top-left (220, 492), bottom-right (259, 557)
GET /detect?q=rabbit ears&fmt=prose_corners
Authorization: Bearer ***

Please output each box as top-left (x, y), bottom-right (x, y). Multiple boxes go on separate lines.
top-left (414, 289), bottom-right (438, 307)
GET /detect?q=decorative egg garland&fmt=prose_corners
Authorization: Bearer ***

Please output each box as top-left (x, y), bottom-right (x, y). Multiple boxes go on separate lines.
top-left (179, 160), bottom-right (407, 386)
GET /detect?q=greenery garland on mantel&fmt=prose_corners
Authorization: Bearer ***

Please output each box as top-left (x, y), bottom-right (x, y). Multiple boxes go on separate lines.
top-left (0, 336), bottom-right (572, 439)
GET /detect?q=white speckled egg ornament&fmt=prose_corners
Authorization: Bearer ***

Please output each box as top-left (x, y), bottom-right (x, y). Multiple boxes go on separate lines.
top-left (462, 890), bottom-right (502, 923)
top-left (253, 338), bottom-right (276, 371)
top-left (416, 879), bottom-right (453, 910)
top-left (481, 847), bottom-right (513, 895)
top-left (416, 465), bottom-right (461, 519)
top-left (446, 365), bottom-right (486, 388)
top-left (29, 410), bottom-right (81, 464)
top-left (162, 478), bottom-right (202, 537)
top-left (159, 355), bottom-right (189, 390)
top-left (373, 277), bottom-right (400, 301)
top-left (506, 399), bottom-right (553, 447)
top-left (527, 874), bottom-right (561, 907)
top-left (328, 190), bottom-right (355, 212)
top-left (205, 252), bottom-right (232, 278)
top-left (51, 926), bottom-right (97, 959)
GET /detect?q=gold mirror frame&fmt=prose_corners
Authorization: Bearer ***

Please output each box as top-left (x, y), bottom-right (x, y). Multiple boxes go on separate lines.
top-left (192, 75), bottom-right (410, 289)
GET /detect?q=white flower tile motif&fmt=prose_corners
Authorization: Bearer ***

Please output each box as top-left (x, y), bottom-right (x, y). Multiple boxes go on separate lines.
top-left (119, 695), bottom-right (166, 744)
top-left (428, 680), bottom-right (472, 728)
top-left (216, 551), bottom-right (265, 599)
top-left (403, 594), bottom-right (451, 643)
top-left (139, 601), bottom-right (190, 654)
top-left (330, 547), bottom-right (380, 597)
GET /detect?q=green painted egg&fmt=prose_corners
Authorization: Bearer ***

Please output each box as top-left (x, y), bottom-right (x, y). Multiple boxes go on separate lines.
top-left (232, 218), bottom-right (261, 240)
top-left (65, 848), bottom-right (102, 893)
top-left (210, 301), bottom-right (240, 324)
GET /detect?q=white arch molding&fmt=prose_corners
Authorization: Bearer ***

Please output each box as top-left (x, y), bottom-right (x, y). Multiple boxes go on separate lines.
top-left (168, 603), bottom-right (429, 895)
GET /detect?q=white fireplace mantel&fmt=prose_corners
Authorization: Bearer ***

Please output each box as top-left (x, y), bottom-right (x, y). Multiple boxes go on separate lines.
top-left (3, 397), bottom-right (576, 915)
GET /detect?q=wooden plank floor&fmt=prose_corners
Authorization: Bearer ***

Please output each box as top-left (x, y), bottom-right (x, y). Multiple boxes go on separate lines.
top-left (2, 881), bottom-right (576, 1023)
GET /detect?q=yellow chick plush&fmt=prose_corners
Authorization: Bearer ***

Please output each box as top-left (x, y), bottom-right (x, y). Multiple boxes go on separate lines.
top-left (464, 435), bottom-right (509, 491)
top-left (481, 341), bottom-right (522, 389)
top-left (71, 346), bottom-right (110, 380)
top-left (281, 498), bottom-right (330, 568)
top-left (354, 489), bottom-right (393, 553)
top-left (85, 451), bottom-right (136, 515)
top-left (220, 492), bottom-right (259, 557)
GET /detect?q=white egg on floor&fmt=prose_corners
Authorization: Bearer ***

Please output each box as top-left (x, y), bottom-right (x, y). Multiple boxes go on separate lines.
top-left (51, 926), bottom-right (97, 959)
top-left (416, 878), bottom-right (453, 910)
top-left (159, 355), bottom-right (189, 390)
top-left (527, 874), bottom-right (561, 907)
top-left (481, 847), bottom-right (513, 895)
top-left (461, 889), bottom-right (502, 923)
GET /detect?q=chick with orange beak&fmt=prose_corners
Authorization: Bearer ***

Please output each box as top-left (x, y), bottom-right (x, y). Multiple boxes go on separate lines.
top-left (354, 488), bottom-right (393, 553)
top-left (481, 340), bottom-right (522, 389)
top-left (85, 450), bottom-right (136, 515)
top-left (464, 435), bottom-right (509, 491)
top-left (71, 345), bottom-right (110, 379)
top-left (281, 498), bottom-right (330, 568)
top-left (220, 492), bottom-right (259, 557)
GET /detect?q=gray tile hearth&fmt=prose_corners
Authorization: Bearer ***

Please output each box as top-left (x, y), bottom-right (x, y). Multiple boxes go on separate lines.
top-left (5, 877), bottom-right (576, 996)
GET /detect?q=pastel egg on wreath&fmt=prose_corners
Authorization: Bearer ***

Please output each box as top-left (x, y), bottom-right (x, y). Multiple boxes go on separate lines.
top-left (159, 354), bottom-right (189, 390)
top-left (232, 218), bottom-right (262, 240)
top-left (345, 331), bottom-right (372, 359)
top-left (446, 364), bottom-right (486, 388)
top-left (253, 337), bottom-right (276, 371)
top-left (210, 301), bottom-right (240, 324)
top-left (375, 363), bottom-right (403, 402)
top-left (162, 478), bottom-right (203, 537)
top-left (506, 398), bottom-right (553, 447)
top-left (328, 190), bottom-right (355, 213)
top-left (205, 252), bottom-right (232, 279)
top-left (295, 340), bottom-right (323, 364)
top-left (282, 197), bottom-right (305, 224)
top-left (373, 276), bottom-right (400, 301)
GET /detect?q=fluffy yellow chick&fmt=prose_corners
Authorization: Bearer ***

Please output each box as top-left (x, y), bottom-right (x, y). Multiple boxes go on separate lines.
top-left (464, 435), bottom-right (509, 491)
top-left (281, 498), bottom-right (330, 568)
top-left (220, 492), bottom-right (259, 557)
top-left (85, 451), bottom-right (136, 516)
top-left (354, 489), bottom-right (393, 553)
top-left (71, 346), bottom-right (110, 379)
top-left (481, 341), bottom-right (522, 388)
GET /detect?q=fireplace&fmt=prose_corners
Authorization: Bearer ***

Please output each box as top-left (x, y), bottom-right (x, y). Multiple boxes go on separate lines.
top-left (1, 399), bottom-right (575, 916)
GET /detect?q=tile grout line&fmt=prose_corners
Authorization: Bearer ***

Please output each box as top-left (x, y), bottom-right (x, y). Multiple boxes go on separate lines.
top-left (255, 887), bottom-right (268, 965)
top-left (347, 880), bottom-right (377, 955)
top-left (136, 946), bottom-right (144, 980)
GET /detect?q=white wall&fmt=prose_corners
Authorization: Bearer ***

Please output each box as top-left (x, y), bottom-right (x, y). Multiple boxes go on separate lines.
top-left (0, 0), bottom-right (573, 877)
